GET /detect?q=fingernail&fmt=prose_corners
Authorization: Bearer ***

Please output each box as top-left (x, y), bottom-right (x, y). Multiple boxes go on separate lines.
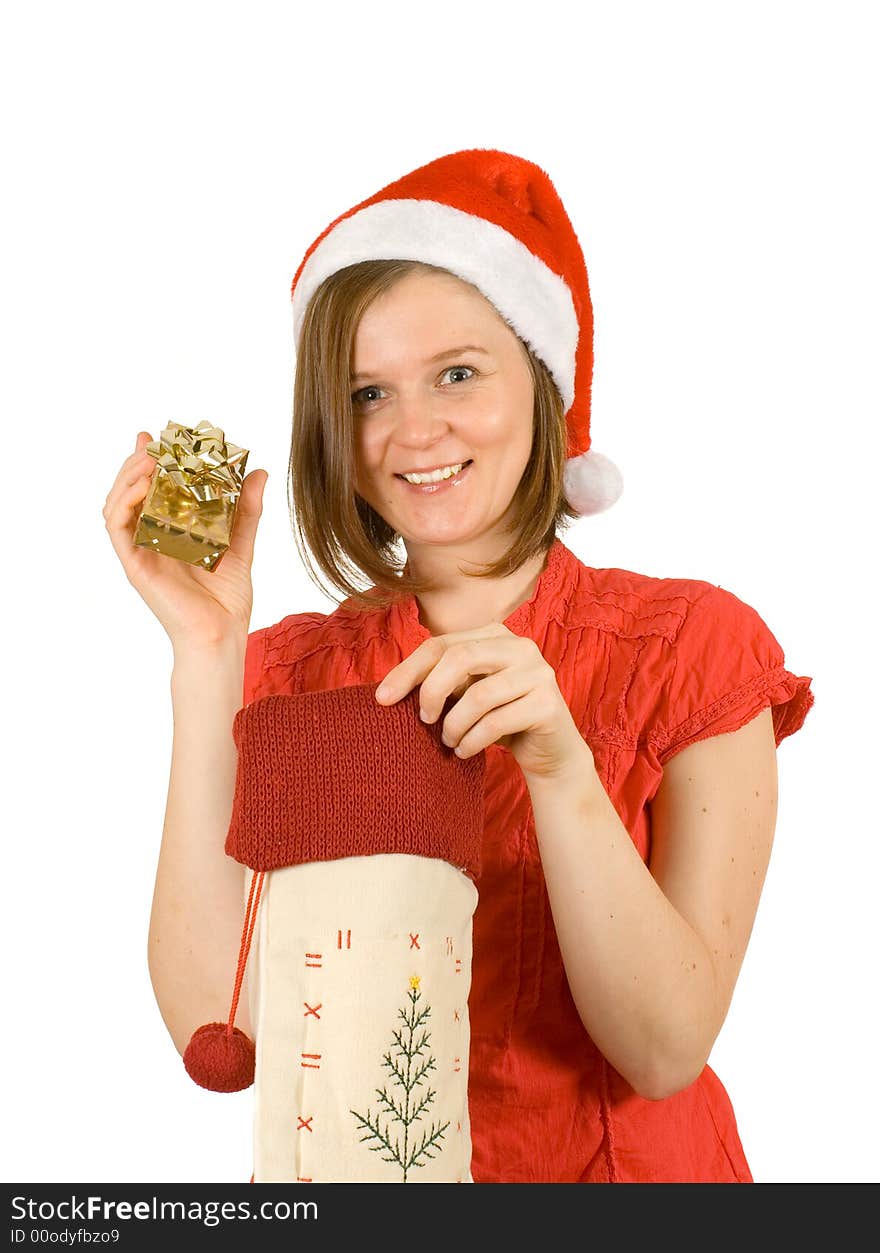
top-left (375, 683), bottom-right (389, 701)
top-left (420, 708), bottom-right (430, 722)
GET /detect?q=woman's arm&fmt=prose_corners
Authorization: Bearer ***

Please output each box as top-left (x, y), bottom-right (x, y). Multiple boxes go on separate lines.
top-left (527, 706), bottom-right (779, 1100)
top-left (147, 638), bottom-right (253, 1055)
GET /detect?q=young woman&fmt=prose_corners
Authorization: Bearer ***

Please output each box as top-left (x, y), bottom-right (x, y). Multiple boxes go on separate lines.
top-left (104, 149), bottom-right (814, 1182)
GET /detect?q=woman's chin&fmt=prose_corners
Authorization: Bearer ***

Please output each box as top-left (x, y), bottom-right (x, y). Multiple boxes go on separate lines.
top-left (397, 514), bottom-right (500, 549)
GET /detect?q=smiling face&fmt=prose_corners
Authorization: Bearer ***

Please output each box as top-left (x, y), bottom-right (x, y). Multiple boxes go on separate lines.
top-left (350, 268), bottom-right (535, 551)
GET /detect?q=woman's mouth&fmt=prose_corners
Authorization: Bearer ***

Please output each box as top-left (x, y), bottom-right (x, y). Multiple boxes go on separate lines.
top-left (394, 460), bottom-right (474, 494)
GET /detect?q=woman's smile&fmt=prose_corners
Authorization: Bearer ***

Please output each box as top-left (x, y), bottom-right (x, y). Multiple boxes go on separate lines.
top-left (394, 459), bottom-right (474, 494)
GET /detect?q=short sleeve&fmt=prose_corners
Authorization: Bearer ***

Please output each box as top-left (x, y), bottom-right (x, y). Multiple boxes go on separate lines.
top-left (654, 585), bottom-right (815, 767)
top-left (242, 625), bottom-right (269, 707)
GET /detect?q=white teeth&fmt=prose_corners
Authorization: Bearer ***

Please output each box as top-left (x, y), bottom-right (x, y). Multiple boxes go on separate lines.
top-left (401, 462), bottom-right (465, 484)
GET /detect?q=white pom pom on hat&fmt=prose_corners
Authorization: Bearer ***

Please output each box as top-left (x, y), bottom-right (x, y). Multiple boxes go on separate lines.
top-left (289, 148), bottom-right (623, 518)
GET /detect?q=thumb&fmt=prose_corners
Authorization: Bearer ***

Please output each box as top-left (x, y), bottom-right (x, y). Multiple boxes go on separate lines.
top-left (229, 468), bottom-right (268, 566)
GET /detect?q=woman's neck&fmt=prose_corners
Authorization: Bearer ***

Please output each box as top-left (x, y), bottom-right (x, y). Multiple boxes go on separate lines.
top-left (406, 542), bottom-right (552, 637)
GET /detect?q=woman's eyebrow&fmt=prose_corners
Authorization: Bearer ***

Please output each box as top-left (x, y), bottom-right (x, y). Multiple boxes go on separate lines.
top-left (351, 345), bottom-right (489, 383)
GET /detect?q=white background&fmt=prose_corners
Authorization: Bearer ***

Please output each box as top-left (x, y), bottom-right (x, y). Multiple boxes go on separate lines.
top-left (2, 0), bottom-right (877, 1185)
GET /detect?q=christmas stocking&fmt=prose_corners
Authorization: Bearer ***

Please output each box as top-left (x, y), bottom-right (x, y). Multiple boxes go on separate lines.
top-left (184, 681), bottom-right (485, 1184)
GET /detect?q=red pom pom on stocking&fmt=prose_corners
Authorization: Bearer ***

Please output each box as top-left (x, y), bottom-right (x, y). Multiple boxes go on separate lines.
top-left (183, 1023), bottom-right (255, 1093)
top-left (183, 867), bottom-right (264, 1092)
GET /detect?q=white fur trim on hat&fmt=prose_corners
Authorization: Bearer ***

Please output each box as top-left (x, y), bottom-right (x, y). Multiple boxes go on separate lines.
top-left (564, 450), bottom-right (624, 516)
top-left (292, 198), bottom-right (579, 412)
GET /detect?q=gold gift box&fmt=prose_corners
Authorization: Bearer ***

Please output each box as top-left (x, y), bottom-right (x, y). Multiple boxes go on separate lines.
top-left (133, 420), bottom-right (249, 572)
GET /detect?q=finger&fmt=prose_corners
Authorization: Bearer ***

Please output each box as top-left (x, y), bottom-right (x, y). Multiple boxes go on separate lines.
top-left (451, 691), bottom-right (534, 759)
top-left (105, 467), bottom-right (153, 525)
top-left (226, 468), bottom-right (268, 568)
top-left (118, 431), bottom-right (155, 480)
top-left (439, 668), bottom-right (531, 746)
top-left (103, 432), bottom-right (155, 518)
top-left (103, 463), bottom-right (155, 536)
top-left (375, 623), bottom-right (511, 705)
top-left (418, 637), bottom-right (514, 721)
top-left (104, 470), bottom-right (154, 561)
top-left (374, 637), bottom-right (445, 704)
top-left (371, 626), bottom-right (498, 706)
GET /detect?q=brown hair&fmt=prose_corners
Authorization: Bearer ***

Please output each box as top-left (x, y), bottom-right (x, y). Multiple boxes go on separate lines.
top-left (288, 259), bottom-right (578, 611)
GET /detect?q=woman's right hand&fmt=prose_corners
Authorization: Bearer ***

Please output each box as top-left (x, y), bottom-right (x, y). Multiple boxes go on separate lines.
top-left (103, 430), bottom-right (269, 655)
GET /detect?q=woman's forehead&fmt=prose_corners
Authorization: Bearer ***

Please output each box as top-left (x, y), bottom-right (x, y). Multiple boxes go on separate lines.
top-left (352, 276), bottom-right (515, 368)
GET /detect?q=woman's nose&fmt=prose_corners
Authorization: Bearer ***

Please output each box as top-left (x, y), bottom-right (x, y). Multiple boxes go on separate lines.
top-left (391, 389), bottom-right (448, 439)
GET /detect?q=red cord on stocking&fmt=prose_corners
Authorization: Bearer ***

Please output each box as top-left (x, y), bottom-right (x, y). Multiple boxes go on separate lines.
top-left (182, 868), bottom-right (265, 1092)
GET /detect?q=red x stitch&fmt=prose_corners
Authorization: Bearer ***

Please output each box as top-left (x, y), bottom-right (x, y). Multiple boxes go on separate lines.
top-left (303, 1002), bottom-right (322, 1019)
top-left (297, 1116), bottom-right (314, 1133)
top-left (409, 933), bottom-right (420, 949)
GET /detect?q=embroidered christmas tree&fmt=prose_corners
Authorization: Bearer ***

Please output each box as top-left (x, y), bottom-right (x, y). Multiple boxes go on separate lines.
top-left (350, 975), bottom-right (451, 1181)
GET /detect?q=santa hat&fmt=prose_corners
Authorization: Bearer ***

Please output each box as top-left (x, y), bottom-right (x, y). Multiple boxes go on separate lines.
top-left (289, 148), bottom-right (623, 517)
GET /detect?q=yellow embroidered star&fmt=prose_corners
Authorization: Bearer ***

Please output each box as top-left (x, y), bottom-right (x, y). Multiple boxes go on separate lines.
top-left (409, 975), bottom-right (421, 990)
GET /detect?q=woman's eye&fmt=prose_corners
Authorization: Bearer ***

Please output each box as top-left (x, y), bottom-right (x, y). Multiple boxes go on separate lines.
top-left (351, 366), bottom-right (475, 408)
top-left (351, 385), bottom-right (382, 406)
top-left (442, 365), bottom-right (475, 384)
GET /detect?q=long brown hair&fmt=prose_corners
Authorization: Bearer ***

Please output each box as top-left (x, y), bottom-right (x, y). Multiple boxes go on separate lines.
top-left (288, 259), bottom-right (578, 611)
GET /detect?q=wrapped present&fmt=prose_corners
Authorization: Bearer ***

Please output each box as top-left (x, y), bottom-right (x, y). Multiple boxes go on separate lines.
top-left (183, 681), bottom-right (485, 1184)
top-left (133, 420), bottom-right (249, 571)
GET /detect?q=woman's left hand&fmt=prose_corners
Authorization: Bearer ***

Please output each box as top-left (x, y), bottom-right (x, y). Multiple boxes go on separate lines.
top-left (374, 623), bottom-right (590, 782)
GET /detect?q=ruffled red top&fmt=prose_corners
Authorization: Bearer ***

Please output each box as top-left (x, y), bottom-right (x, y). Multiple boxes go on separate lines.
top-left (240, 537), bottom-right (814, 1183)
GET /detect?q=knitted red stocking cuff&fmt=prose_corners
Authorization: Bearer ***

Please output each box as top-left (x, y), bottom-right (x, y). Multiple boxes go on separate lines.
top-left (185, 680), bottom-right (485, 1093)
top-left (224, 680), bottom-right (486, 881)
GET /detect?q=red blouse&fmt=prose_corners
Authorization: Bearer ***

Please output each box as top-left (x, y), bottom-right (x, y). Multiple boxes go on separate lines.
top-left (241, 536), bottom-right (814, 1183)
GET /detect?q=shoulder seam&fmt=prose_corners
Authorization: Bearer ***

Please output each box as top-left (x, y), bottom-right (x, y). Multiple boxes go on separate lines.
top-left (559, 580), bottom-right (713, 644)
top-left (262, 607), bottom-right (389, 671)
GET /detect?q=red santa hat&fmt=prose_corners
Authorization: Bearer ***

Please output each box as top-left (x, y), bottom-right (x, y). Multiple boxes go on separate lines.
top-left (289, 148), bottom-right (623, 517)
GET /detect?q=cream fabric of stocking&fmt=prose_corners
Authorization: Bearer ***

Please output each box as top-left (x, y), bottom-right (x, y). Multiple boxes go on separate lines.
top-left (247, 853), bottom-right (478, 1183)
